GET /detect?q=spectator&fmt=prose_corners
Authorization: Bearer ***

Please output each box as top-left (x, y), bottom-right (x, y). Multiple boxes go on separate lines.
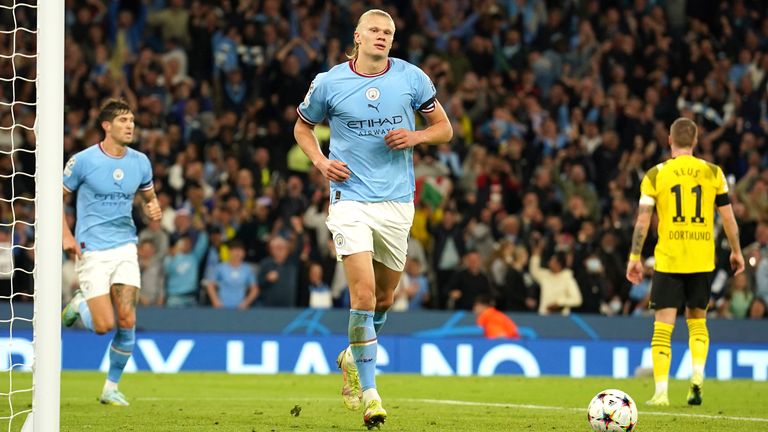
top-left (465, 208), bottom-right (495, 262)
top-left (529, 237), bottom-right (582, 315)
top-left (718, 273), bottom-right (754, 319)
top-left (238, 200), bottom-right (274, 265)
top-left (748, 297), bottom-right (768, 319)
top-left (164, 228), bottom-right (209, 308)
top-left (495, 244), bottom-right (538, 312)
top-left (202, 227), bottom-right (225, 285)
top-left (556, 163), bottom-right (599, 220)
top-left (136, 239), bottom-right (164, 307)
top-left (258, 236), bottom-right (299, 307)
top-left (146, 0), bottom-right (190, 49)
top-left (597, 230), bottom-right (630, 314)
top-left (138, 218), bottom-right (169, 259)
top-left (446, 250), bottom-right (492, 310)
top-left (488, 239), bottom-right (516, 288)
top-left (473, 294), bottom-right (520, 339)
top-left (744, 221), bottom-right (768, 303)
top-left (430, 209), bottom-right (467, 307)
top-left (206, 240), bottom-right (259, 310)
top-left (573, 250), bottom-right (608, 315)
top-left (395, 257), bottom-right (430, 311)
top-left (307, 262), bottom-right (332, 309)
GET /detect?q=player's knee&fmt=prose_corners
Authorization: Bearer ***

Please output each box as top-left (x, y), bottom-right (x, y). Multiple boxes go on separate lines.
top-left (375, 296), bottom-right (393, 311)
top-left (117, 316), bottom-right (136, 329)
top-left (93, 320), bottom-right (115, 335)
top-left (350, 290), bottom-right (376, 310)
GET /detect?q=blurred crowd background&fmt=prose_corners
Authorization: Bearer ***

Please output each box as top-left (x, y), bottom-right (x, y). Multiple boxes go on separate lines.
top-left (0, 0), bottom-right (766, 318)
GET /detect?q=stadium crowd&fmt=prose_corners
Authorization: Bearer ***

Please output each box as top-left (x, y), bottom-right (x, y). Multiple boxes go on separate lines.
top-left (1, 0), bottom-right (767, 318)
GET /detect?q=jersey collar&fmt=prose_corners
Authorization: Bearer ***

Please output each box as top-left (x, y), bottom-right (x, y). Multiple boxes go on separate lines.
top-left (99, 142), bottom-right (127, 159)
top-left (349, 59), bottom-right (391, 78)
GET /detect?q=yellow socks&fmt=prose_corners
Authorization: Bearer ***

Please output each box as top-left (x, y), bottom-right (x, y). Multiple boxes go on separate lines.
top-left (651, 321), bottom-right (674, 394)
top-left (687, 318), bottom-right (709, 381)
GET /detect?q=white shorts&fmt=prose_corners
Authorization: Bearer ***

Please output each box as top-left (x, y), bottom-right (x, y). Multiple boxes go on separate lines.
top-left (75, 243), bottom-right (141, 300)
top-left (326, 200), bottom-right (414, 272)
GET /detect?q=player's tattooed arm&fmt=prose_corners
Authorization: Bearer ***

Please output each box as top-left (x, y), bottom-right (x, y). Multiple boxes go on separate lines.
top-left (629, 204), bottom-right (654, 258)
top-left (626, 203), bottom-right (653, 284)
top-left (140, 188), bottom-right (162, 221)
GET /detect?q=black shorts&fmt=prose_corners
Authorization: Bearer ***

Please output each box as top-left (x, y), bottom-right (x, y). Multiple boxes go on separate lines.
top-left (649, 270), bottom-right (713, 310)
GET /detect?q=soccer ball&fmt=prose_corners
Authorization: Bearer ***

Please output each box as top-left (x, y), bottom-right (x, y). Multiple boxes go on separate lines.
top-left (587, 389), bottom-right (638, 431)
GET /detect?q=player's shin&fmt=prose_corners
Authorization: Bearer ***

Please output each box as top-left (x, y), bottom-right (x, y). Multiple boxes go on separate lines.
top-left (373, 310), bottom-right (387, 334)
top-left (651, 321), bottom-right (674, 396)
top-left (687, 318), bottom-right (709, 381)
top-left (348, 310), bottom-right (379, 403)
top-left (77, 299), bottom-right (95, 332)
top-left (106, 326), bottom-right (136, 391)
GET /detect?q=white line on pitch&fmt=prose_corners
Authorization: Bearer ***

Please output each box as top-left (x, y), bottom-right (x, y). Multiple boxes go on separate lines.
top-left (402, 398), bottom-right (768, 423)
top-left (106, 395), bottom-right (768, 424)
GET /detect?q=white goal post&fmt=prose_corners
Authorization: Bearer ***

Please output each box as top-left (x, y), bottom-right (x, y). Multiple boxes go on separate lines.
top-left (30, 0), bottom-right (64, 430)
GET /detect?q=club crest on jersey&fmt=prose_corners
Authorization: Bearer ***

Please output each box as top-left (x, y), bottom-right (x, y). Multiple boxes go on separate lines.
top-left (334, 233), bottom-right (345, 248)
top-left (113, 168), bottom-right (124, 181)
top-left (365, 87), bottom-right (380, 101)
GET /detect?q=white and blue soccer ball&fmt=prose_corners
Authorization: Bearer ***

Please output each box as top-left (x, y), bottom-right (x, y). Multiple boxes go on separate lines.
top-left (587, 389), bottom-right (638, 431)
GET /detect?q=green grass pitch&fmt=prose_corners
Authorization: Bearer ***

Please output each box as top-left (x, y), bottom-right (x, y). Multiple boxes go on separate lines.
top-left (1, 372), bottom-right (767, 431)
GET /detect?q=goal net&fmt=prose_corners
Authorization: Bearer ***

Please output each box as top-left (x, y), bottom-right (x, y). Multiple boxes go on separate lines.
top-left (0, 1), bottom-right (63, 431)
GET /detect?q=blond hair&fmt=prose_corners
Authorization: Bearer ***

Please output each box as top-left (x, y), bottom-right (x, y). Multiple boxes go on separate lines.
top-left (346, 9), bottom-right (395, 60)
top-left (669, 118), bottom-right (698, 148)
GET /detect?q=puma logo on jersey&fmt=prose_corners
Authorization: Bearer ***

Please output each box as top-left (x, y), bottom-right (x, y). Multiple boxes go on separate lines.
top-left (367, 103), bottom-right (380, 112)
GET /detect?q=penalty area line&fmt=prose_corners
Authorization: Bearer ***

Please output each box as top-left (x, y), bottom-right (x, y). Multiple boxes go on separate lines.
top-left (400, 398), bottom-right (768, 423)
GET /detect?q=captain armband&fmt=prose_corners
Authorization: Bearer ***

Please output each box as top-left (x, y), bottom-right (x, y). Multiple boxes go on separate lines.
top-left (715, 193), bottom-right (730, 207)
top-left (638, 194), bottom-right (656, 206)
top-left (418, 97), bottom-right (436, 113)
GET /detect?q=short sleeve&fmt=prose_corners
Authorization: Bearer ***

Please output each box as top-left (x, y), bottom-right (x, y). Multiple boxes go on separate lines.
top-left (246, 267), bottom-right (256, 286)
top-left (139, 153), bottom-right (154, 191)
top-left (715, 166), bottom-right (729, 195)
top-left (639, 173), bottom-right (656, 202)
top-left (297, 72), bottom-right (329, 125)
top-left (213, 265), bottom-right (224, 284)
top-left (62, 154), bottom-right (83, 192)
top-left (410, 67), bottom-right (437, 113)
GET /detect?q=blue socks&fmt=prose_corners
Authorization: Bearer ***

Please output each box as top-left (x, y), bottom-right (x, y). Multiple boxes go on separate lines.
top-left (107, 327), bottom-right (135, 384)
top-left (349, 310), bottom-right (377, 391)
top-left (373, 310), bottom-right (387, 334)
top-left (77, 300), bottom-right (94, 331)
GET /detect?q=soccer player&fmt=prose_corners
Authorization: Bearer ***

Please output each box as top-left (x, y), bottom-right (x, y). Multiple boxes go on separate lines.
top-left (294, 8), bottom-right (452, 428)
top-left (61, 99), bottom-right (162, 406)
top-left (626, 118), bottom-right (744, 406)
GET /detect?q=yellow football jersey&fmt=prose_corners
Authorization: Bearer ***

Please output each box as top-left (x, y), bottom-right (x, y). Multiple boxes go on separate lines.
top-left (640, 155), bottom-right (729, 273)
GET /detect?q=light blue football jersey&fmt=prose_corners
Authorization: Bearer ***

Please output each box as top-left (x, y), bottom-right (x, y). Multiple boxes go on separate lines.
top-left (297, 58), bottom-right (437, 203)
top-left (63, 143), bottom-right (154, 252)
top-left (213, 262), bottom-right (257, 308)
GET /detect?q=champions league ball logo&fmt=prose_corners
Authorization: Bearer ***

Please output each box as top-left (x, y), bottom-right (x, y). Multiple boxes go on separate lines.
top-left (63, 156), bottom-right (76, 177)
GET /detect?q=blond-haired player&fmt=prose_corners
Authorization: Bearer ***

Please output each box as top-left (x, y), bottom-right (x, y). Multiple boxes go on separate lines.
top-left (295, 8), bottom-right (452, 428)
top-left (627, 118), bottom-right (744, 406)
